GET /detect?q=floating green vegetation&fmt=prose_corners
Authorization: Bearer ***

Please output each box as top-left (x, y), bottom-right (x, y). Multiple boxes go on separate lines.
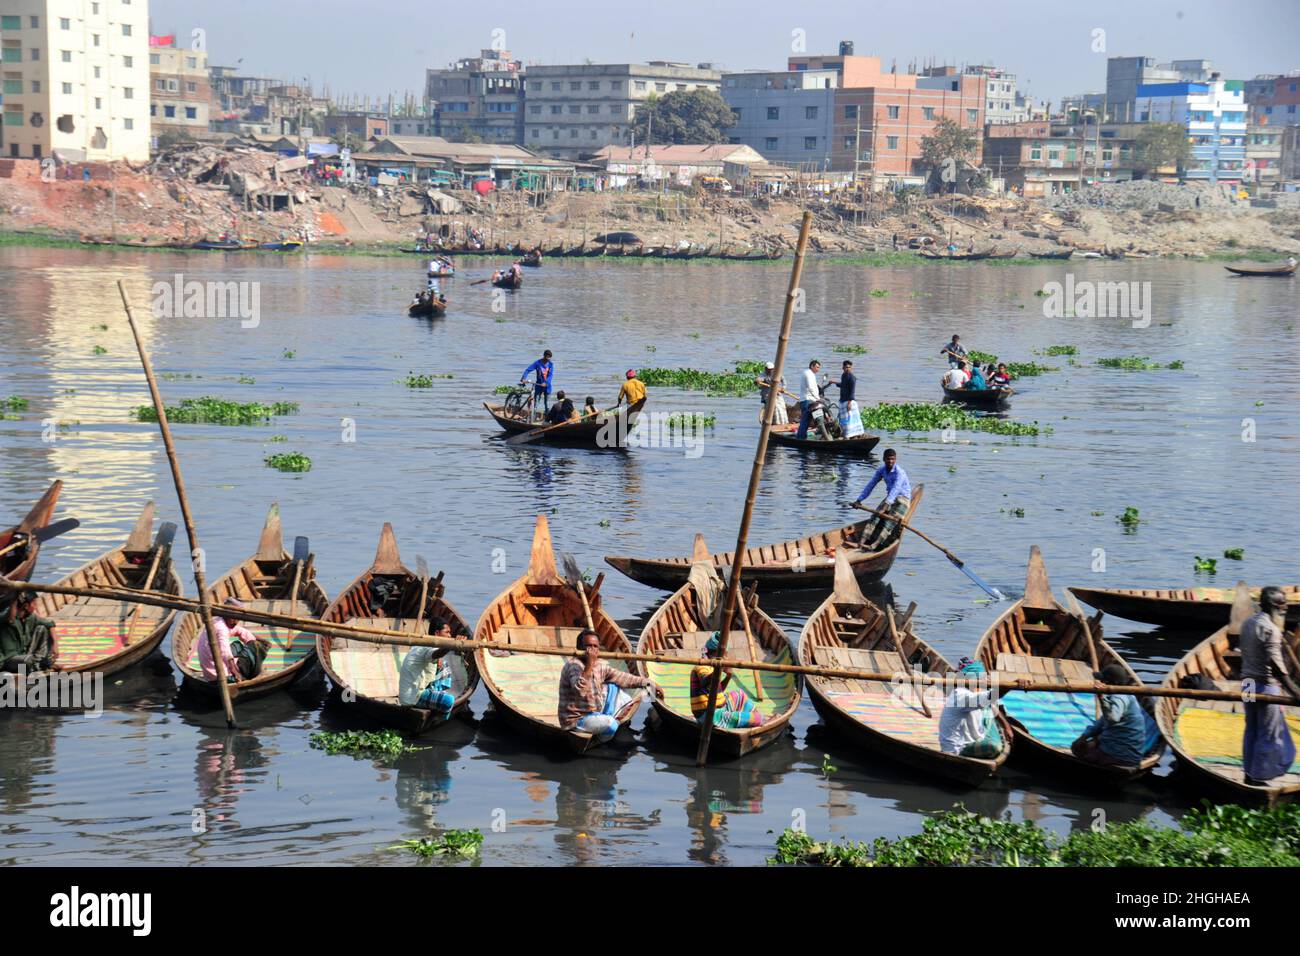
top-left (856, 402), bottom-right (1050, 437)
top-left (281, 349), bottom-right (296, 359)
top-left (160, 372), bottom-right (199, 381)
top-left (832, 344), bottom-right (870, 354)
top-left (1039, 345), bottom-right (1078, 356)
top-left (1005, 361), bottom-right (1058, 377)
top-left (1097, 356), bottom-right (1183, 370)
top-left (820, 753), bottom-right (838, 777)
top-left (771, 803), bottom-right (1300, 867)
top-left (5, 396), bottom-right (30, 411)
top-left (1, 413), bottom-right (19, 421)
top-left (1223, 548), bottom-right (1244, 560)
top-left (309, 730), bottom-right (420, 757)
top-left (869, 288), bottom-right (890, 297)
top-left (732, 360), bottom-right (767, 375)
top-left (403, 372), bottom-right (453, 388)
top-left (91, 323), bottom-right (109, 331)
top-left (266, 434), bottom-right (288, 443)
top-left (966, 350), bottom-right (998, 365)
top-left (666, 412), bottom-right (716, 430)
top-left (265, 451), bottom-right (311, 473)
top-left (389, 829), bottom-right (484, 860)
top-left (133, 396), bottom-right (299, 425)
top-left (92, 345), bottom-right (108, 355)
top-left (1194, 556), bottom-right (1218, 574)
top-left (639, 361), bottom-right (763, 396)
top-left (1117, 506), bottom-right (1141, 528)
top-left (237, 374), bottom-right (256, 385)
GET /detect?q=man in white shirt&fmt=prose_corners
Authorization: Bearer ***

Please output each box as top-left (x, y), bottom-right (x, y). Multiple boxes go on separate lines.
top-left (795, 359), bottom-right (822, 440)
top-left (941, 361), bottom-right (970, 390)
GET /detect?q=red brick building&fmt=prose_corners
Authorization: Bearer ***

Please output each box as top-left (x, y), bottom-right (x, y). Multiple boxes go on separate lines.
top-left (833, 78), bottom-right (986, 175)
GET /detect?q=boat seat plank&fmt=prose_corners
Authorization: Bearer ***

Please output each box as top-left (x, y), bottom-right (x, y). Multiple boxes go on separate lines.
top-left (497, 625), bottom-right (583, 648)
top-left (51, 596), bottom-right (169, 623)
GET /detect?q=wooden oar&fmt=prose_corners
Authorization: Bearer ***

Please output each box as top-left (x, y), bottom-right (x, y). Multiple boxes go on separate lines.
top-left (887, 604), bottom-right (930, 717)
top-left (560, 554), bottom-right (596, 631)
top-left (0, 518), bottom-right (82, 560)
top-left (1065, 592), bottom-right (1104, 717)
top-left (733, 585), bottom-right (764, 701)
top-left (120, 522), bottom-right (177, 648)
top-left (855, 504), bottom-right (1004, 601)
top-left (506, 407), bottom-right (603, 445)
top-left (752, 378), bottom-right (800, 403)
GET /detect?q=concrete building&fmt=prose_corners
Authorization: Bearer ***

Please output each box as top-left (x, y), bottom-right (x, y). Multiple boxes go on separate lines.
top-left (322, 111), bottom-right (389, 147)
top-left (1281, 124), bottom-right (1300, 181)
top-left (1245, 74), bottom-right (1300, 186)
top-left (523, 61), bottom-right (721, 159)
top-left (1, 0), bottom-right (151, 161)
top-left (424, 49), bottom-right (523, 144)
top-left (1137, 78), bottom-right (1246, 184)
top-left (353, 135), bottom-right (573, 189)
top-left (721, 69), bottom-right (837, 168)
top-left (591, 143), bottom-right (765, 187)
top-left (148, 40), bottom-right (209, 141)
top-left (1106, 56), bottom-right (1212, 122)
top-left (984, 119), bottom-right (1135, 196)
top-left (923, 64), bottom-right (1025, 124)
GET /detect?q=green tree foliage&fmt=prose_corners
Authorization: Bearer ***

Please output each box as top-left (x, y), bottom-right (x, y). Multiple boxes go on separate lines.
top-left (919, 117), bottom-right (980, 174)
top-left (632, 89), bottom-right (737, 145)
top-left (1134, 123), bottom-right (1194, 175)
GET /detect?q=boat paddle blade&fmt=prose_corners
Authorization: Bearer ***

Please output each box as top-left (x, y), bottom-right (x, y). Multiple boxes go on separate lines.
top-left (33, 517), bottom-right (80, 543)
top-left (415, 554), bottom-right (430, 579)
top-left (154, 521), bottom-right (178, 557)
top-left (292, 535), bottom-right (310, 564)
top-left (947, 553), bottom-right (1005, 602)
top-left (560, 553), bottom-right (583, 588)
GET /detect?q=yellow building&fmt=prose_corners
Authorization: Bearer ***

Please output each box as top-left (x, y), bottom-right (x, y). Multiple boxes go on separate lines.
top-left (1, 0), bottom-right (151, 161)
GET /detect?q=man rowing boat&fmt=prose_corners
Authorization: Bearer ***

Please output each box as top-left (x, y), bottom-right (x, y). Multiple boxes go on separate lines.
top-left (847, 448), bottom-right (912, 544)
top-left (616, 369), bottom-right (646, 407)
top-left (941, 335), bottom-right (967, 367)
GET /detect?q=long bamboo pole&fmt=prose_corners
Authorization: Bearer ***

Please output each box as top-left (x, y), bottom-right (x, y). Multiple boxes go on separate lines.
top-left (117, 280), bottom-right (237, 727)
top-left (5, 574), bottom-right (1295, 706)
top-left (695, 211), bottom-right (813, 765)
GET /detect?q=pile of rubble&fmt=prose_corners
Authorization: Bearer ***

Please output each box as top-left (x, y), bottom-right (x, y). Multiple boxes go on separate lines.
top-left (1042, 179), bottom-right (1238, 213)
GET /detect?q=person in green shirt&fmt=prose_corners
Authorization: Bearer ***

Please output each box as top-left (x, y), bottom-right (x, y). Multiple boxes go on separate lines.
top-left (0, 590), bottom-right (55, 673)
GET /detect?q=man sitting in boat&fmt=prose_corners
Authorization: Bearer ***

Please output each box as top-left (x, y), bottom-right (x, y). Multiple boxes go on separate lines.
top-left (691, 633), bottom-right (766, 729)
top-left (848, 448), bottom-right (912, 543)
top-left (989, 363), bottom-right (1011, 388)
top-left (939, 659), bottom-right (1023, 757)
top-left (544, 390), bottom-right (576, 425)
top-left (941, 361), bottom-right (970, 390)
top-left (1239, 587), bottom-right (1300, 785)
top-left (1069, 663), bottom-right (1147, 768)
top-left (966, 364), bottom-right (988, 390)
top-left (616, 369), bottom-right (646, 408)
top-left (826, 360), bottom-right (864, 437)
top-left (583, 396), bottom-right (599, 418)
top-left (0, 590), bottom-right (55, 674)
top-left (397, 616), bottom-right (457, 717)
top-left (941, 335), bottom-right (966, 367)
top-left (196, 597), bottom-right (268, 683)
top-left (520, 350), bottom-right (554, 419)
top-left (558, 629), bottom-right (660, 742)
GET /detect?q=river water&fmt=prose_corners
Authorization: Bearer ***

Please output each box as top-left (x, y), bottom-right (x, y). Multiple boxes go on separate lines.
top-left (1, 246), bottom-right (1296, 865)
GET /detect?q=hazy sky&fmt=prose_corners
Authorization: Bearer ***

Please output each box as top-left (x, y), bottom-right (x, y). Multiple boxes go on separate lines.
top-left (151, 0), bottom-right (1299, 105)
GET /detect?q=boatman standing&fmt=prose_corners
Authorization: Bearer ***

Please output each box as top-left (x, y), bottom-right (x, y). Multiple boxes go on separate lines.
top-left (1240, 586), bottom-right (1300, 785)
top-left (520, 349), bottom-right (554, 420)
top-left (757, 362), bottom-right (788, 425)
top-left (826, 359), bottom-right (864, 437)
top-left (848, 448), bottom-right (912, 544)
top-left (941, 334), bottom-right (967, 367)
top-left (795, 359), bottom-right (822, 440)
top-left (616, 369), bottom-right (646, 408)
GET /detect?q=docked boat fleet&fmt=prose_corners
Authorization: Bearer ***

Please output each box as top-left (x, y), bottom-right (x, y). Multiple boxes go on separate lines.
top-left (4, 480), bottom-right (1298, 805)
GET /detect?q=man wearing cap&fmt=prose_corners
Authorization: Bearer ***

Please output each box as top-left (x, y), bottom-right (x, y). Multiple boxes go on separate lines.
top-left (757, 363), bottom-right (788, 424)
top-left (939, 659), bottom-right (1027, 757)
top-left (1070, 663), bottom-right (1148, 767)
top-left (195, 597), bottom-right (267, 683)
top-left (1240, 586), bottom-right (1300, 785)
top-left (0, 590), bottom-right (55, 673)
top-left (616, 369), bottom-right (646, 408)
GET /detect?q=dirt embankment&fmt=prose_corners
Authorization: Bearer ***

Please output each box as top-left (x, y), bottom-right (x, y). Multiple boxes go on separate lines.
top-left (1, 148), bottom-right (1296, 257)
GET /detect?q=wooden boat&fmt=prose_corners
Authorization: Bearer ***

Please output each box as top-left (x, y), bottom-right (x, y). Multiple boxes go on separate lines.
top-left (517, 251), bottom-right (542, 268)
top-left (1069, 584), bottom-right (1300, 631)
top-left (491, 269), bottom-right (522, 289)
top-left (172, 504), bottom-right (329, 701)
top-left (801, 550), bottom-right (1012, 785)
top-left (638, 534), bottom-right (801, 757)
top-left (989, 248), bottom-right (1020, 260)
top-left (767, 423), bottom-right (881, 455)
top-left (1029, 249), bottom-right (1074, 260)
top-left (583, 244), bottom-right (608, 257)
top-left (408, 292), bottom-right (448, 318)
top-left (259, 240), bottom-right (303, 252)
top-left (474, 515), bottom-right (645, 752)
top-left (318, 524), bottom-right (477, 733)
top-left (607, 485), bottom-right (924, 593)
top-left (975, 546), bottom-right (1165, 784)
top-left (1155, 585), bottom-right (1300, 806)
top-left (1224, 260), bottom-right (1297, 277)
top-left (483, 398), bottom-right (645, 448)
top-left (920, 248), bottom-right (992, 261)
top-left (31, 502), bottom-right (182, 682)
top-left (942, 384), bottom-right (1013, 408)
top-left (564, 242), bottom-right (586, 257)
top-left (545, 242), bottom-right (566, 256)
top-left (1, 481), bottom-right (63, 584)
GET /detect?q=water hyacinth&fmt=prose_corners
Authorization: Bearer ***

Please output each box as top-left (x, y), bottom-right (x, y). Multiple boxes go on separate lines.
top-left (133, 396), bottom-right (299, 425)
top-left (856, 402), bottom-right (1050, 437)
top-left (1097, 356), bottom-right (1183, 370)
top-left (309, 730), bottom-right (419, 757)
top-left (639, 361), bottom-right (764, 396)
top-left (666, 412), bottom-right (716, 430)
top-left (264, 452), bottom-right (312, 473)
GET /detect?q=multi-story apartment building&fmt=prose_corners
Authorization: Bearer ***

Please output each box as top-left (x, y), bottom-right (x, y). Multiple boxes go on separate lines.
top-left (1, 0), bottom-right (150, 161)
top-left (984, 119), bottom-right (1136, 196)
top-left (1137, 77), bottom-right (1247, 184)
top-left (523, 61), bottom-right (721, 159)
top-left (148, 39), bottom-right (208, 140)
top-left (1106, 56), bottom-right (1212, 122)
top-left (1244, 73), bottom-right (1300, 186)
top-left (722, 68), bottom-right (838, 167)
top-left (424, 48), bottom-right (523, 144)
top-left (924, 65), bottom-right (1025, 124)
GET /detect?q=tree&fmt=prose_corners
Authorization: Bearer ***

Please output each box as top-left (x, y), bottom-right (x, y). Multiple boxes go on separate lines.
top-left (1134, 123), bottom-right (1193, 176)
top-left (452, 124), bottom-right (484, 144)
top-left (919, 117), bottom-right (980, 182)
top-left (631, 89), bottom-right (736, 145)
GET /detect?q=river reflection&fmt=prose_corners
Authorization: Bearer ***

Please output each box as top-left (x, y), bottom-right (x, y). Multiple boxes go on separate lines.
top-left (0, 246), bottom-right (1294, 863)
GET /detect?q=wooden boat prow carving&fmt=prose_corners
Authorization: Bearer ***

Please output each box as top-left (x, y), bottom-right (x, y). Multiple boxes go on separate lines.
top-left (1155, 583), bottom-right (1300, 805)
top-left (800, 551), bottom-right (1011, 784)
top-left (1, 480), bottom-right (63, 583)
top-left (638, 533), bottom-right (801, 758)
top-left (976, 546), bottom-right (1164, 785)
top-left (319, 523), bottom-right (477, 732)
top-left (474, 515), bottom-right (643, 752)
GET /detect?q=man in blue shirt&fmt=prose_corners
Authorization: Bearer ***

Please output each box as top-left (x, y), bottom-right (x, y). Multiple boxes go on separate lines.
top-left (520, 349), bottom-right (554, 420)
top-left (1070, 663), bottom-right (1149, 767)
top-left (847, 448), bottom-right (912, 545)
top-left (826, 360), bottom-right (864, 438)
top-left (941, 335), bottom-right (966, 367)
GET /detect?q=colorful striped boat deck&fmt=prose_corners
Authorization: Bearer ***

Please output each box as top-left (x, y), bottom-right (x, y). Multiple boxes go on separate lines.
top-left (647, 636), bottom-right (797, 722)
top-left (1175, 705), bottom-right (1300, 775)
top-left (330, 617), bottom-right (471, 702)
top-left (185, 599), bottom-right (315, 676)
top-left (51, 597), bottom-right (171, 667)
top-left (484, 646), bottom-right (637, 727)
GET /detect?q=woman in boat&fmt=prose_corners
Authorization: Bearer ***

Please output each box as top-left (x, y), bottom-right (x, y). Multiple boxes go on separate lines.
top-left (397, 616), bottom-right (457, 717)
top-left (196, 597), bottom-right (268, 683)
top-left (966, 364), bottom-right (988, 390)
top-left (559, 629), bottom-right (660, 743)
top-left (690, 633), bottom-right (766, 729)
top-left (583, 396), bottom-right (599, 418)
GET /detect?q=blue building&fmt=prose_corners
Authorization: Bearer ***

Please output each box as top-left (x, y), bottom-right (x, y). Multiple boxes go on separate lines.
top-left (1135, 79), bottom-right (1246, 184)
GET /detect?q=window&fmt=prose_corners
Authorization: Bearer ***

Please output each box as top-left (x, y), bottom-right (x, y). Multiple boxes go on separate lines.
top-left (155, 78), bottom-right (164, 90)
top-left (552, 129), bottom-right (559, 139)
top-left (185, 107), bottom-right (196, 119)
top-left (634, 81), bottom-right (646, 91)
top-left (731, 107), bottom-right (741, 120)
top-left (186, 56), bottom-right (197, 69)
top-left (150, 53), bottom-right (160, 65)
top-left (123, 87), bottom-right (133, 99)
top-left (676, 83), bottom-right (686, 91)
top-left (550, 105), bottom-right (561, 115)
top-left (883, 135), bottom-right (898, 148)
top-left (94, 66), bottom-right (101, 78)
top-left (764, 137), bottom-right (778, 150)
top-left (124, 118), bottom-right (134, 130)
top-left (1, 79), bottom-right (18, 95)
top-left (167, 79), bottom-right (177, 91)
top-left (844, 104), bottom-right (858, 119)
top-left (56, 114), bottom-right (75, 132)
top-left (967, 109), bottom-right (978, 122)
top-left (586, 105), bottom-right (599, 114)
top-left (567, 105), bottom-right (580, 114)
top-left (987, 101), bottom-right (994, 110)
top-left (93, 34), bottom-right (100, 46)
top-left (805, 106), bottom-right (818, 119)
top-left (588, 81), bottom-right (599, 90)
top-left (150, 104), bottom-right (156, 116)
top-left (766, 106), bottom-right (779, 120)
top-left (1030, 145), bottom-right (1042, 160)
top-left (164, 105), bottom-right (175, 117)
top-left (30, 48), bottom-right (38, 60)
top-left (31, 80), bottom-right (39, 93)
top-left (30, 16), bottom-right (38, 27)
top-left (844, 136), bottom-right (854, 149)
top-left (590, 128), bottom-right (598, 138)
top-left (609, 104), bottom-right (620, 114)
top-left (611, 81), bottom-right (621, 91)
top-left (550, 82), bottom-right (560, 91)
top-left (887, 105), bottom-right (899, 119)
top-left (922, 107), bottom-right (935, 120)
top-left (1, 15), bottom-right (21, 30)
top-left (121, 25), bottom-right (132, 36)
top-left (60, 17), bottom-right (71, 29)
top-left (529, 105), bottom-right (541, 115)
top-left (94, 97), bottom-right (101, 109)
top-left (804, 136), bottom-right (817, 149)
top-left (62, 82), bottom-right (72, 94)
top-left (569, 81), bottom-right (581, 90)
top-left (569, 128), bottom-right (578, 138)
top-left (186, 81), bottom-right (196, 93)
top-left (531, 128), bottom-right (539, 138)
top-left (92, 2), bottom-right (99, 12)
top-left (655, 82), bottom-right (666, 92)
top-left (123, 55), bottom-right (132, 68)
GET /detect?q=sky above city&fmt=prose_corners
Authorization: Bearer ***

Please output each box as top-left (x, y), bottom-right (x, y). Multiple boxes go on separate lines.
top-left (151, 0), bottom-right (1300, 105)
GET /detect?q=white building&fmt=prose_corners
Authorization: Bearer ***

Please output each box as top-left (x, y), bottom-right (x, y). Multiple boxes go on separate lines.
top-left (1, 0), bottom-right (151, 161)
top-left (1137, 78), bottom-right (1247, 184)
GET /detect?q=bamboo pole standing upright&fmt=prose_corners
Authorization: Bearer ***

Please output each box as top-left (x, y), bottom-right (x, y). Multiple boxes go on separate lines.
top-left (117, 280), bottom-right (237, 727)
top-left (695, 211), bottom-right (813, 765)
